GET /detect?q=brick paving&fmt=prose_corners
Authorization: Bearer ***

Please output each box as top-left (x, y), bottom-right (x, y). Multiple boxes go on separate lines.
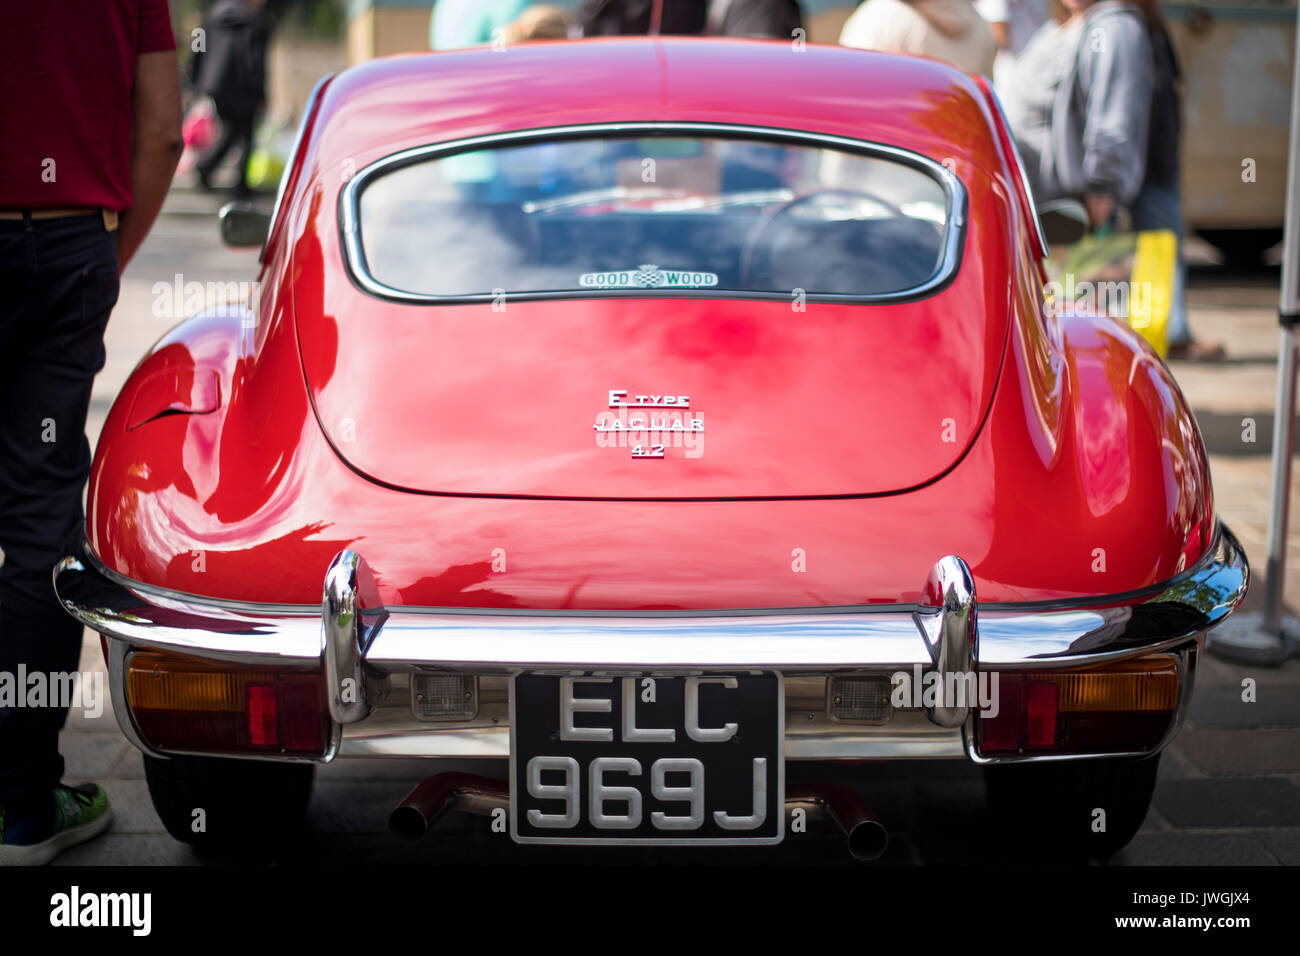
top-left (41, 194), bottom-right (1300, 865)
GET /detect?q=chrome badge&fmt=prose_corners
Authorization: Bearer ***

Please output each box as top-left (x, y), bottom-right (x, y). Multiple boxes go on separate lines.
top-left (594, 389), bottom-right (705, 459)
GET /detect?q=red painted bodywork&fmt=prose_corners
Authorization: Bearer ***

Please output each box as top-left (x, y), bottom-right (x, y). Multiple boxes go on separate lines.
top-left (87, 40), bottom-right (1214, 610)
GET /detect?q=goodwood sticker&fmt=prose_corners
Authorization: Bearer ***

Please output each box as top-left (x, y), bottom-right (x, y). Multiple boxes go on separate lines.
top-left (579, 264), bottom-right (719, 290)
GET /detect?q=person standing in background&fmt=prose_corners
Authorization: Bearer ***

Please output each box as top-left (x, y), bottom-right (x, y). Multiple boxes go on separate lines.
top-left (0, 0), bottom-right (182, 865)
top-left (999, 5), bottom-right (1083, 199)
top-left (708, 0), bottom-right (804, 37)
top-left (1003, 0), bottom-right (1151, 224)
top-left (431, 0), bottom-right (532, 49)
top-left (1004, 0), bottom-right (1222, 358)
top-left (1127, 0), bottom-right (1221, 359)
top-left (579, 0), bottom-right (708, 35)
top-left (973, 0), bottom-right (1050, 90)
top-left (578, 0), bottom-right (800, 40)
top-left (192, 0), bottom-right (269, 198)
top-left (504, 5), bottom-right (579, 42)
top-left (840, 0), bottom-right (998, 77)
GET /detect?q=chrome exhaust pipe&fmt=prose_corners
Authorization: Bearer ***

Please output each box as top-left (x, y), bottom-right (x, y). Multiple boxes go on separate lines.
top-left (389, 772), bottom-right (510, 841)
top-left (785, 782), bottom-right (888, 861)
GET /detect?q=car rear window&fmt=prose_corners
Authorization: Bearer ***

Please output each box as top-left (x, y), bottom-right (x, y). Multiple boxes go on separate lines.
top-left (351, 132), bottom-right (956, 300)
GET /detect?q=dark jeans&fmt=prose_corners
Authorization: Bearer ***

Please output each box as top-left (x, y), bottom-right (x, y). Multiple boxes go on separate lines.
top-left (0, 213), bottom-right (119, 812)
top-left (196, 106), bottom-right (256, 193)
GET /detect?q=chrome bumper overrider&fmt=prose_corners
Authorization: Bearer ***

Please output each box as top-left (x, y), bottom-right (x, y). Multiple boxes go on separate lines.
top-left (54, 525), bottom-right (1248, 763)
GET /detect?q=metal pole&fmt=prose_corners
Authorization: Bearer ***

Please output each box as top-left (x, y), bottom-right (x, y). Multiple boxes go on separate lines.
top-left (1208, 6), bottom-right (1300, 662)
top-left (1266, 5), bottom-right (1300, 630)
top-left (1263, 328), bottom-right (1297, 633)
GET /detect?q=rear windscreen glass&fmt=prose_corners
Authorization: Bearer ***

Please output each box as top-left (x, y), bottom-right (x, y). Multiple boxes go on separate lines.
top-left (355, 134), bottom-right (952, 298)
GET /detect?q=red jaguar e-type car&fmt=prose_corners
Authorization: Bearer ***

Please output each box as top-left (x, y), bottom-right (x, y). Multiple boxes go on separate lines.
top-left (57, 38), bottom-right (1247, 860)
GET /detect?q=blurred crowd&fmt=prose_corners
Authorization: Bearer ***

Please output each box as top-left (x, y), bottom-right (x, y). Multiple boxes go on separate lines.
top-left (428, 0), bottom-right (1208, 356)
top-left (188, 0), bottom-right (1212, 356)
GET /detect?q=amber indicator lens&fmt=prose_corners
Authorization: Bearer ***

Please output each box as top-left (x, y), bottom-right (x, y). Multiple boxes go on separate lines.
top-left (127, 650), bottom-right (330, 757)
top-left (978, 655), bottom-right (1180, 756)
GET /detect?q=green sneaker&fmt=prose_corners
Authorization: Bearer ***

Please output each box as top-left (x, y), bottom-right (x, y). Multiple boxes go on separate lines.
top-left (0, 784), bottom-right (112, 866)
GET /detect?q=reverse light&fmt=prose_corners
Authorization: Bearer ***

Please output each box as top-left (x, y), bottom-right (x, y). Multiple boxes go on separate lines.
top-left (127, 650), bottom-right (330, 757)
top-left (828, 675), bottom-right (892, 722)
top-left (411, 674), bottom-right (478, 721)
top-left (977, 655), bottom-right (1180, 757)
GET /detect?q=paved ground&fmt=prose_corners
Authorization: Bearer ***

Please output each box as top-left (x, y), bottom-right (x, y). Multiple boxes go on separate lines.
top-left (45, 184), bottom-right (1300, 865)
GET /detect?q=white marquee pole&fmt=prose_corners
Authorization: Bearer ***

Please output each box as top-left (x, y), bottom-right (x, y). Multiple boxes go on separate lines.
top-left (1207, 6), bottom-right (1300, 663)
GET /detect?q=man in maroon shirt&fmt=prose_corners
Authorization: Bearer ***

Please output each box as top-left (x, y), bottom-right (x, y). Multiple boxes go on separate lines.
top-left (0, 0), bottom-right (182, 864)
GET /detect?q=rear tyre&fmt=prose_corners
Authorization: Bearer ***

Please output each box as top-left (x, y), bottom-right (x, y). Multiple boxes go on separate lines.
top-left (983, 754), bottom-right (1159, 859)
top-left (144, 754), bottom-right (314, 859)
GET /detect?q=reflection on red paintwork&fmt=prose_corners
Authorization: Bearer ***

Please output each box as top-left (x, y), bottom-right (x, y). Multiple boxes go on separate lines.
top-left (86, 40), bottom-right (1213, 610)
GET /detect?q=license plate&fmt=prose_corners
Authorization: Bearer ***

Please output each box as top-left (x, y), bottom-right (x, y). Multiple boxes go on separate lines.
top-left (509, 672), bottom-right (784, 845)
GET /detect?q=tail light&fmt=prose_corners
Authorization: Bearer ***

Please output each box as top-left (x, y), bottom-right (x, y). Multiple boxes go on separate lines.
top-left (126, 650), bottom-right (331, 758)
top-left (977, 655), bottom-right (1180, 757)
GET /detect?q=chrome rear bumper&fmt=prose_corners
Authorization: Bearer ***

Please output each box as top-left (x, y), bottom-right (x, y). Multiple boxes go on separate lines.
top-left (54, 524), bottom-right (1248, 762)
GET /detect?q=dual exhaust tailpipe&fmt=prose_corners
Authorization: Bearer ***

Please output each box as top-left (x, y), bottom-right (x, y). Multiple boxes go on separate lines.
top-left (388, 772), bottom-right (511, 840)
top-left (784, 781), bottom-right (889, 862)
top-left (390, 773), bottom-right (888, 862)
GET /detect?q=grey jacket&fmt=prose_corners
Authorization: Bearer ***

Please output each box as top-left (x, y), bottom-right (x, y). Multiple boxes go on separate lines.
top-left (1047, 2), bottom-right (1154, 206)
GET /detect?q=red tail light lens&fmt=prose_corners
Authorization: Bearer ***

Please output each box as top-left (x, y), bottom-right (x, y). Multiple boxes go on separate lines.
top-left (977, 655), bottom-right (1180, 757)
top-left (127, 651), bottom-right (330, 758)
top-left (1025, 682), bottom-right (1059, 748)
top-left (246, 683), bottom-right (278, 747)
